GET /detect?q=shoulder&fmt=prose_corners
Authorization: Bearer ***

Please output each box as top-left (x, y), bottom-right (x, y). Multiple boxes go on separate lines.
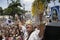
top-left (30, 29), bottom-right (40, 38)
top-left (28, 30), bottom-right (41, 40)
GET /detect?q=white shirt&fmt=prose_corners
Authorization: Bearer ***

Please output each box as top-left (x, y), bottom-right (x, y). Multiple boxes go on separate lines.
top-left (21, 25), bottom-right (28, 40)
top-left (21, 26), bottom-right (26, 33)
top-left (28, 29), bottom-right (42, 40)
top-left (24, 31), bottom-right (28, 40)
top-left (24, 28), bottom-right (42, 40)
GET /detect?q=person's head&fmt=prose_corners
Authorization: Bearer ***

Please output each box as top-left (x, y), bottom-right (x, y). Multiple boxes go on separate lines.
top-left (25, 20), bottom-right (34, 33)
top-left (26, 24), bottom-right (33, 33)
top-left (52, 9), bottom-right (58, 21)
top-left (53, 9), bottom-right (57, 16)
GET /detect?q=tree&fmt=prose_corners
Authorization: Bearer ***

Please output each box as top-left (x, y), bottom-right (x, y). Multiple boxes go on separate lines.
top-left (0, 7), bottom-right (3, 15)
top-left (3, 8), bottom-right (12, 15)
top-left (4, 0), bottom-right (26, 18)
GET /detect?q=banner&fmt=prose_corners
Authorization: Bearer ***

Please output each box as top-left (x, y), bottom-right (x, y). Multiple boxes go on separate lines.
top-left (51, 6), bottom-right (59, 20)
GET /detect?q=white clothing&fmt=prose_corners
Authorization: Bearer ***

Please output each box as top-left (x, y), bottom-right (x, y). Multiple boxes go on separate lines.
top-left (2, 37), bottom-right (5, 40)
top-left (28, 29), bottom-right (42, 40)
top-left (21, 26), bottom-right (26, 33)
top-left (24, 31), bottom-right (28, 40)
top-left (24, 29), bottom-right (42, 40)
top-left (2, 39), bottom-right (5, 40)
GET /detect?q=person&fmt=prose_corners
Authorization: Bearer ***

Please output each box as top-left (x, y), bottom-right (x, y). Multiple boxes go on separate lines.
top-left (18, 21), bottom-right (26, 34)
top-left (23, 20), bottom-right (43, 40)
top-left (52, 9), bottom-right (58, 22)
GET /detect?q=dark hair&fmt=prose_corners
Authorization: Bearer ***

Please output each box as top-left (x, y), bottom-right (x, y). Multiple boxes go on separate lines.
top-left (8, 20), bottom-right (11, 23)
top-left (52, 9), bottom-right (58, 20)
top-left (53, 9), bottom-right (57, 15)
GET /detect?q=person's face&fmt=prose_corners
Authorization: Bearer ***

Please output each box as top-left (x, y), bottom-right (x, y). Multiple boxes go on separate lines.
top-left (26, 24), bottom-right (33, 33)
top-left (53, 10), bottom-right (56, 14)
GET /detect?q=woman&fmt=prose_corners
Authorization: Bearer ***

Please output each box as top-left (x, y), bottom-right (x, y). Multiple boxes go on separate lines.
top-left (24, 20), bottom-right (42, 40)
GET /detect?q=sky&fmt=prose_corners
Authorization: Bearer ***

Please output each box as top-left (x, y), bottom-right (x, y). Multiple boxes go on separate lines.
top-left (0, 0), bottom-right (34, 11)
top-left (48, 0), bottom-right (60, 7)
top-left (21, 0), bottom-right (34, 11)
top-left (0, 0), bottom-right (8, 9)
top-left (0, 0), bottom-right (59, 11)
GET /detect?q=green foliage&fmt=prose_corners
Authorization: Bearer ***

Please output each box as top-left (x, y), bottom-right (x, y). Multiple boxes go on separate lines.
top-left (40, 0), bottom-right (46, 3)
top-left (3, 0), bottom-right (26, 16)
top-left (59, 0), bottom-right (60, 2)
top-left (0, 7), bottom-right (3, 15)
top-left (47, 0), bottom-right (50, 3)
top-left (39, 0), bottom-right (50, 3)
top-left (4, 8), bottom-right (12, 15)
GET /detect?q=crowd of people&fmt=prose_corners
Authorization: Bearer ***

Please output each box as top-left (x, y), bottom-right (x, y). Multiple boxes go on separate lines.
top-left (0, 18), bottom-right (45, 40)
